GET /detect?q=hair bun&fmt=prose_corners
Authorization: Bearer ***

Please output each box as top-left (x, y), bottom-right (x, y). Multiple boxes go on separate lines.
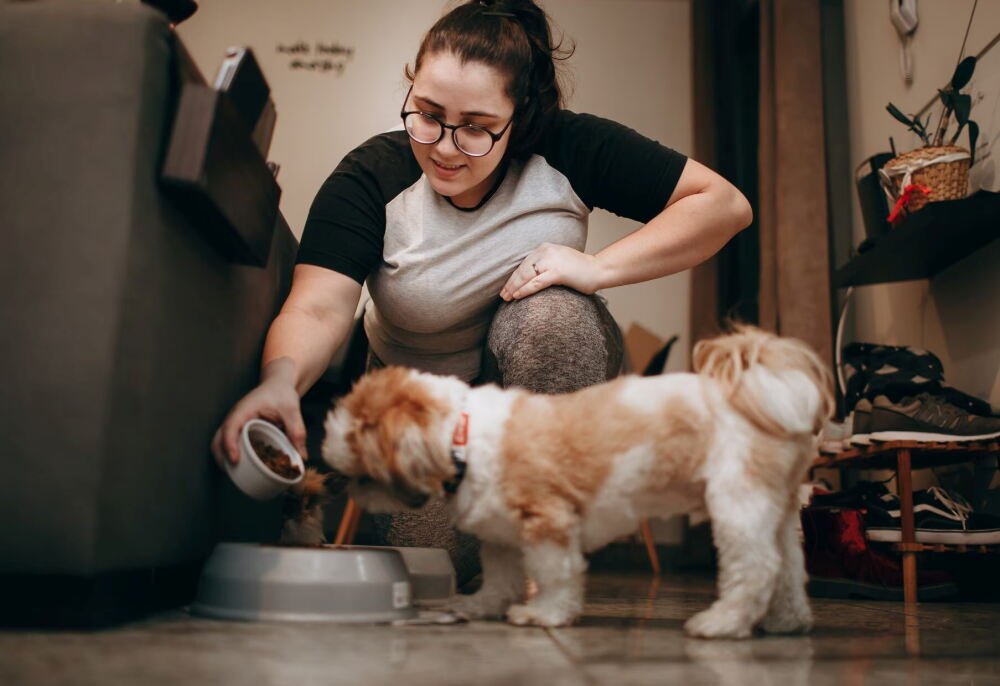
top-left (475, 0), bottom-right (538, 11)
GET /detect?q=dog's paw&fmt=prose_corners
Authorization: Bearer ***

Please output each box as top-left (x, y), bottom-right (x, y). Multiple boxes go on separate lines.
top-left (684, 606), bottom-right (754, 639)
top-left (758, 607), bottom-right (813, 635)
top-left (506, 603), bottom-right (574, 628)
top-left (444, 594), bottom-right (508, 620)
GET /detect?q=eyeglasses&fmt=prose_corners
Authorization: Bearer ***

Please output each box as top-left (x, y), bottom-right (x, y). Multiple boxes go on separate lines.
top-left (400, 86), bottom-right (514, 157)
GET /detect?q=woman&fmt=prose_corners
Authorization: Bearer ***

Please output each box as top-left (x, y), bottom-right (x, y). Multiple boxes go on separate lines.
top-left (211, 0), bottom-right (751, 578)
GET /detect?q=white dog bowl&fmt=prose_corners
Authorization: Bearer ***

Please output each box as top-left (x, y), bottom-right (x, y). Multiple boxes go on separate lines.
top-left (225, 419), bottom-right (304, 500)
top-left (391, 546), bottom-right (455, 606)
top-left (191, 543), bottom-right (418, 623)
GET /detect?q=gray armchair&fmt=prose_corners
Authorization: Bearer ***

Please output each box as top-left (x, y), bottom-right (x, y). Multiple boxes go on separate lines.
top-left (0, 0), bottom-right (296, 625)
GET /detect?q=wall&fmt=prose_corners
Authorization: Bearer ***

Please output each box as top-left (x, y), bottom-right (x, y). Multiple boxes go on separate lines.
top-left (843, 0), bottom-right (1000, 406)
top-left (177, 0), bottom-right (693, 369)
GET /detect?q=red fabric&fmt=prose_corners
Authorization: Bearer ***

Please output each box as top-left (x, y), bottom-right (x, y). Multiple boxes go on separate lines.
top-left (887, 183), bottom-right (932, 227)
top-left (801, 507), bottom-right (953, 588)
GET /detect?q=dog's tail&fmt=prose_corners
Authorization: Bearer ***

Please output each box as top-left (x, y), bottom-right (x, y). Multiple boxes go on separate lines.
top-left (692, 325), bottom-right (835, 439)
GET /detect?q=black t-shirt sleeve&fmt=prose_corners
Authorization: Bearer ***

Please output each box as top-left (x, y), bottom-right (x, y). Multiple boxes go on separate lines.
top-left (538, 110), bottom-right (688, 223)
top-left (295, 131), bottom-right (421, 284)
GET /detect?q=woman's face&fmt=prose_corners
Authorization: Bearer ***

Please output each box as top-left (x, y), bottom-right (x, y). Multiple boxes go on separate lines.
top-left (405, 51), bottom-right (515, 208)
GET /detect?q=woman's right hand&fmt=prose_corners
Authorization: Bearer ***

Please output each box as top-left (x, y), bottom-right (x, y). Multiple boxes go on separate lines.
top-left (210, 266), bottom-right (363, 469)
top-left (210, 360), bottom-right (308, 467)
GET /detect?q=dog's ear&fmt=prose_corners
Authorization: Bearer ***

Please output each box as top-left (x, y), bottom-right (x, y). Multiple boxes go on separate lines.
top-left (342, 367), bottom-right (455, 495)
top-left (322, 403), bottom-right (368, 477)
top-left (378, 405), bottom-right (449, 493)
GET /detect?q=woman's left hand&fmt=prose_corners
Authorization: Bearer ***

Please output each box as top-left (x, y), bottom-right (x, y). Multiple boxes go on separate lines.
top-left (500, 243), bottom-right (605, 301)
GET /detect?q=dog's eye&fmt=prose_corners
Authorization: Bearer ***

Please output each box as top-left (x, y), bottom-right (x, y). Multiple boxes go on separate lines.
top-left (357, 476), bottom-right (374, 486)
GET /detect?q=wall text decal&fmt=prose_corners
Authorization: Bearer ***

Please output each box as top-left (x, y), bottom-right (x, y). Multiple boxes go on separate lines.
top-left (277, 41), bottom-right (355, 75)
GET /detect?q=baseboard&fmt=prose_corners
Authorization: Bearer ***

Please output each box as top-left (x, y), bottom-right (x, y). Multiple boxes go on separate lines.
top-left (587, 542), bottom-right (689, 572)
top-left (0, 563), bottom-right (203, 629)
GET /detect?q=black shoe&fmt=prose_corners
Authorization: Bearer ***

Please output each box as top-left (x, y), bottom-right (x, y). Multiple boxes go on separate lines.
top-left (811, 479), bottom-right (896, 510)
top-left (865, 487), bottom-right (1000, 545)
top-left (868, 393), bottom-right (1000, 443)
top-left (842, 343), bottom-right (944, 411)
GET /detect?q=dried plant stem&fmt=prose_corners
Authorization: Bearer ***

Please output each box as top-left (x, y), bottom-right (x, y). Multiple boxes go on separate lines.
top-left (934, 0), bottom-right (979, 147)
top-left (933, 110), bottom-right (949, 147)
top-left (956, 0), bottom-right (978, 66)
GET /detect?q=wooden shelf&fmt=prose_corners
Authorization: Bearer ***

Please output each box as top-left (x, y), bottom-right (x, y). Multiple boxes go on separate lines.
top-left (814, 440), bottom-right (1000, 471)
top-left (833, 190), bottom-right (1000, 288)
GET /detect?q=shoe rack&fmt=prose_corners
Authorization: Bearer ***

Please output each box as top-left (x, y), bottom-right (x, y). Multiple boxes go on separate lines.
top-left (813, 440), bottom-right (1000, 604)
top-left (823, 190), bottom-right (1000, 603)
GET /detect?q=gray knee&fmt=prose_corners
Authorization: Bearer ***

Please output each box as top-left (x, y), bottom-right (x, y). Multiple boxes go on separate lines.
top-left (486, 286), bottom-right (623, 394)
top-left (370, 503), bottom-right (481, 586)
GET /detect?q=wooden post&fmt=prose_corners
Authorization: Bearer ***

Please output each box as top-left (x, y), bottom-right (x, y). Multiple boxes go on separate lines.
top-left (896, 448), bottom-right (918, 605)
top-left (345, 501), bottom-right (362, 543)
top-left (334, 497), bottom-right (360, 546)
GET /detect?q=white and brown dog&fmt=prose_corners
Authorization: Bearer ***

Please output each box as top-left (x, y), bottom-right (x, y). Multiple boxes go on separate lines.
top-left (317, 326), bottom-right (833, 638)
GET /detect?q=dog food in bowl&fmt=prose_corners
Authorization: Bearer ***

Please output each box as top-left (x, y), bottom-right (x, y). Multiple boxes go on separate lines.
top-left (249, 434), bottom-right (302, 479)
top-left (225, 419), bottom-right (305, 500)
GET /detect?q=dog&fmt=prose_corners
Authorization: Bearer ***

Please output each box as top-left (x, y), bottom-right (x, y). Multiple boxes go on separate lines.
top-left (314, 325), bottom-right (833, 638)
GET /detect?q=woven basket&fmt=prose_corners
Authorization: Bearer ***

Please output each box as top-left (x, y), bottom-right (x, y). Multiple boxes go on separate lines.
top-left (880, 145), bottom-right (970, 213)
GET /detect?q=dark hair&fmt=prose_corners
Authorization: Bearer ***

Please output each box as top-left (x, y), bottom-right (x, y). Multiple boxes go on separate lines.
top-left (405, 0), bottom-right (574, 160)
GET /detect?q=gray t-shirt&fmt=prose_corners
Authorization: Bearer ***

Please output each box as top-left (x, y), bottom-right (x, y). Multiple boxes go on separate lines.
top-left (296, 110), bottom-right (687, 381)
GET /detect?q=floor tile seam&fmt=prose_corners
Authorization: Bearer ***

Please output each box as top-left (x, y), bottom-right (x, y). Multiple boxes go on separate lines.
top-left (544, 628), bottom-right (601, 686)
top-left (816, 598), bottom-right (911, 614)
top-left (564, 653), bottom-right (1000, 667)
top-left (838, 601), bottom-right (1000, 623)
top-left (844, 601), bottom-right (1000, 619)
top-left (812, 602), bottom-right (963, 624)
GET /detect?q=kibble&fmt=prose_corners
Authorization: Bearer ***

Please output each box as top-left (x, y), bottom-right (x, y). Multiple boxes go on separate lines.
top-left (250, 434), bottom-right (301, 479)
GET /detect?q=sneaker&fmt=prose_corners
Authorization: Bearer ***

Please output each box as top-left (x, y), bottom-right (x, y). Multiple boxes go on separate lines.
top-left (868, 393), bottom-right (1000, 443)
top-left (849, 398), bottom-right (874, 446)
top-left (842, 343), bottom-right (945, 411)
top-left (937, 385), bottom-right (998, 418)
top-left (802, 507), bottom-right (957, 601)
top-left (820, 418), bottom-right (850, 454)
top-left (865, 486), bottom-right (1000, 544)
top-left (810, 479), bottom-right (896, 510)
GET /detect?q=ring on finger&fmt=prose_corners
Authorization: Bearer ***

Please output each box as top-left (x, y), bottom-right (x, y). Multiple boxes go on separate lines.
top-left (531, 262), bottom-right (540, 275)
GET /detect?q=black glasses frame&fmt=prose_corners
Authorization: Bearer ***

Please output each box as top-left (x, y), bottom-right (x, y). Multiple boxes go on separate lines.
top-left (400, 86), bottom-right (514, 158)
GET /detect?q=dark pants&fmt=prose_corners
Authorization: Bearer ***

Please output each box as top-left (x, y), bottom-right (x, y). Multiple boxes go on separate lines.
top-left (368, 287), bottom-right (625, 584)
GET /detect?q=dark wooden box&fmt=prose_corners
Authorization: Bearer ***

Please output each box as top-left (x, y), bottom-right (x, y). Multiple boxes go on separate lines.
top-left (161, 83), bottom-right (280, 266)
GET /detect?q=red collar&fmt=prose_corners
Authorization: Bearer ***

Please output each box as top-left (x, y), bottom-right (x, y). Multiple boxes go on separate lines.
top-left (443, 411), bottom-right (469, 495)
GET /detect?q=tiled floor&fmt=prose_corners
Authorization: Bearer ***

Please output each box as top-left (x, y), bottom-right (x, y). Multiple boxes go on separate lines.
top-left (2, 572), bottom-right (999, 685)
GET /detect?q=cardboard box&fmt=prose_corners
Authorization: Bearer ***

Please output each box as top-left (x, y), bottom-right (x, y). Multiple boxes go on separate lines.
top-left (623, 323), bottom-right (661, 374)
top-left (623, 323), bottom-right (678, 376)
